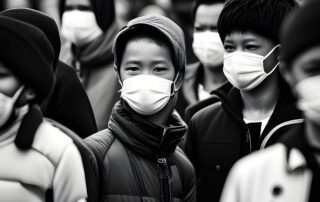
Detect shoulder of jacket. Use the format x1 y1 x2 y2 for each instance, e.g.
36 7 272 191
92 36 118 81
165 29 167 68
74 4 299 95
174 147 195 176
191 101 222 122
85 129 116 159
31 120 76 165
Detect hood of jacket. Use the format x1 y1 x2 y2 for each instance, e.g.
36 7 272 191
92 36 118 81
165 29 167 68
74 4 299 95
107 100 187 160
112 14 186 91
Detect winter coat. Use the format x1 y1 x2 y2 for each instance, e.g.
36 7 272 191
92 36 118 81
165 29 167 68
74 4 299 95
220 123 320 202
85 101 196 202
45 118 99 202
41 60 97 138
60 21 121 130
185 76 303 202
0 107 87 202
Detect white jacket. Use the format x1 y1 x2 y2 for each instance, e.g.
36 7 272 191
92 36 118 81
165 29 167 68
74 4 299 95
0 119 87 202
220 144 312 202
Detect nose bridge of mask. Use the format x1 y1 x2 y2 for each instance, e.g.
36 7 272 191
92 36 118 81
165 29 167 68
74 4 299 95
193 31 223 49
121 75 173 94
224 51 264 74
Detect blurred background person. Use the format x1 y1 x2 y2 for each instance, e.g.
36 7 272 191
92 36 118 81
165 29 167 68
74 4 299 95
175 0 231 121
59 0 121 130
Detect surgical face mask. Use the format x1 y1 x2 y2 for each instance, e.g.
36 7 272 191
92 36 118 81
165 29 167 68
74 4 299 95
295 75 320 125
0 86 24 127
121 75 174 115
223 45 280 91
193 31 224 68
61 10 103 47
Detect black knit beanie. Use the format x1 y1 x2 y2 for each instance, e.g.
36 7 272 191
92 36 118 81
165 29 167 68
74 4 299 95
281 1 320 66
1 8 61 70
0 15 55 102
59 0 115 32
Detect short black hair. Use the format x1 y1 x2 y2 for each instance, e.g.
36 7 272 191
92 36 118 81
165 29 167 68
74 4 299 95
192 0 225 22
116 25 175 70
217 0 295 44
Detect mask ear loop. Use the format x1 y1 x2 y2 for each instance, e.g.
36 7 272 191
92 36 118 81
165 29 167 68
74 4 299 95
170 72 180 96
263 44 281 76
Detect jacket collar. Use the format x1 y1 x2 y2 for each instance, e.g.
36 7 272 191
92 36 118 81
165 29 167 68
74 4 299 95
108 101 187 160
288 147 308 172
213 75 302 136
279 124 319 173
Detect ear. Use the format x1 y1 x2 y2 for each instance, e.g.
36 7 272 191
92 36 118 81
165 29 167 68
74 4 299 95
15 88 36 107
279 62 295 88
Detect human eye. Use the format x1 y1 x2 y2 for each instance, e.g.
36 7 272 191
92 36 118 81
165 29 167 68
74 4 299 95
124 66 139 72
224 44 235 53
194 26 204 32
245 44 260 51
154 66 169 74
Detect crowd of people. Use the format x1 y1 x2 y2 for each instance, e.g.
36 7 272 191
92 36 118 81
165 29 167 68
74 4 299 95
0 0 319 201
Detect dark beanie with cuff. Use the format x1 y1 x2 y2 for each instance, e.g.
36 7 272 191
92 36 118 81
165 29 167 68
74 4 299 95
281 1 320 66
0 15 55 102
1 8 61 70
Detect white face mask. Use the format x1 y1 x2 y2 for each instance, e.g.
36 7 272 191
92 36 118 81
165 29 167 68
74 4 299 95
193 31 224 68
120 75 174 116
0 87 24 127
223 45 280 91
295 75 320 125
61 10 103 47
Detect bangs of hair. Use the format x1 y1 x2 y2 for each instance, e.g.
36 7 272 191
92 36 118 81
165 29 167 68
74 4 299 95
217 0 294 43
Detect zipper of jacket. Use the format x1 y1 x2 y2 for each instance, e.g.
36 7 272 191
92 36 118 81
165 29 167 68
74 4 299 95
260 119 304 149
157 128 172 202
212 90 252 154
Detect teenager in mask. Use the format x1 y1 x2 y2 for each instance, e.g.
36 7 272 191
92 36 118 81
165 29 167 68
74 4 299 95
184 0 301 201
0 15 87 202
85 15 196 201
176 0 231 122
221 2 320 201
60 0 121 130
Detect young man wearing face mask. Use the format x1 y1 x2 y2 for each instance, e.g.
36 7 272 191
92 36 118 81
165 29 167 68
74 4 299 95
184 0 301 201
85 15 196 202
0 16 87 202
176 0 231 121
60 0 121 130
221 2 320 201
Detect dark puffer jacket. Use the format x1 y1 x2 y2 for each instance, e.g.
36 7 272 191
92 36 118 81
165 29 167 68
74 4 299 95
85 101 196 202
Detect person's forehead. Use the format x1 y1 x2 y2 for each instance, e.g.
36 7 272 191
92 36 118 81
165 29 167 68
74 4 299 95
195 4 224 22
65 0 90 6
225 31 268 42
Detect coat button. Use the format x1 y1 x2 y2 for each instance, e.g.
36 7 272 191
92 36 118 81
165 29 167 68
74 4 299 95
215 165 222 171
272 185 283 197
